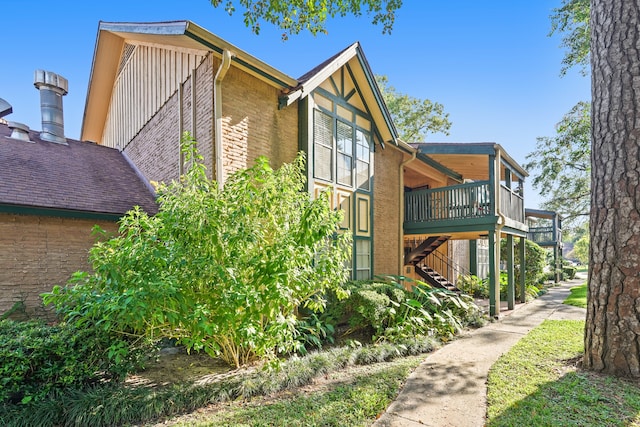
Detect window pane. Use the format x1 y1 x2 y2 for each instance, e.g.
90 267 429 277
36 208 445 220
355 239 371 280
337 153 352 186
356 129 370 162
314 110 333 181
337 121 353 155
357 160 370 190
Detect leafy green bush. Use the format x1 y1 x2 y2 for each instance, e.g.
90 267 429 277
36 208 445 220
457 274 488 298
563 264 577 280
0 320 146 405
44 135 351 368
325 277 485 343
501 238 547 288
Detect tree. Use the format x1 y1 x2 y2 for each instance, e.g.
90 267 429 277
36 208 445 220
45 136 351 368
375 75 452 141
585 0 640 377
210 0 403 39
572 234 589 265
524 101 590 227
549 0 590 76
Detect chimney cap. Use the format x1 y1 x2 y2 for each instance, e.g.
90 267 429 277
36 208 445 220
34 70 68 95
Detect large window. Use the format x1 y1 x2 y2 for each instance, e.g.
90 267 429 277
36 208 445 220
313 106 372 191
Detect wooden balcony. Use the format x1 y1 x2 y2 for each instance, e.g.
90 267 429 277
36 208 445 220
404 181 526 235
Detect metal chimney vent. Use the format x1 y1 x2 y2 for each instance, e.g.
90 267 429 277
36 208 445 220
0 98 12 118
34 70 68 144
7 121 32 142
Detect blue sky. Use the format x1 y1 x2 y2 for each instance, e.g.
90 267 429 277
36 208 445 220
1 1 589 207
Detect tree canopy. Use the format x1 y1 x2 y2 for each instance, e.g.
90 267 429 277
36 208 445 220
209 0 403 38
376 75 451 142
549 0 590 76
524 101 590 227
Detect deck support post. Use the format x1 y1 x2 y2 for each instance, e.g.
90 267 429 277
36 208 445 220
519 237 526 303
488 230 500 317
469 240 477 276
506 234 515 310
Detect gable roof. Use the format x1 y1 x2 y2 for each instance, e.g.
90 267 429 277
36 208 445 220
0 123 157 219
82 20 298 143
281 42 398 146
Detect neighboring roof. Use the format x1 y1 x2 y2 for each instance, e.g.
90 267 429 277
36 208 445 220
82 20 298 143
0 123 157 219
281 42 399 146
411 142 529 179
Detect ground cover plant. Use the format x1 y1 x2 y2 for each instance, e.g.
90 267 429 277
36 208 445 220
44 135 351 369
486 320 640 426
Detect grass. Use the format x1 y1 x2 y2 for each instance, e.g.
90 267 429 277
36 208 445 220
487 320 640 427
167 356 423 426
564 283 587 308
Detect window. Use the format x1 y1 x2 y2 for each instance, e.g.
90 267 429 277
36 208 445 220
355 239 371 280
356 129 371 190
314 110 333 181
337 121 353 186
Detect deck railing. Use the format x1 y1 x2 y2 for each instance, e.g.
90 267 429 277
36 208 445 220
405 181 491 223
499 185 525 224
528 226 560 244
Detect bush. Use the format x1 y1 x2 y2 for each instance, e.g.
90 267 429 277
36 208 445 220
501 238 547 288
457 274 488 298
324 277 485 343
0 320 146 405
44 135 351 368
563 264 577 280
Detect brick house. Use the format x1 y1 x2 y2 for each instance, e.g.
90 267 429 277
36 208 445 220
2 21 529 318
80 20 529 316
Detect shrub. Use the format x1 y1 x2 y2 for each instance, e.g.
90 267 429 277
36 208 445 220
324 276 485 343
44 135 351 368
0 319 146 405
563 264 577 280
457 274 488 298
501 238 547 288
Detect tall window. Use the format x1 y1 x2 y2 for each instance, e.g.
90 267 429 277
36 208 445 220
314 110 333 182
337 121 353 186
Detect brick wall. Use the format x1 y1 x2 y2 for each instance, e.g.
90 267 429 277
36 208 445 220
0 213 117 319
373 145 403 275
221 64 299 179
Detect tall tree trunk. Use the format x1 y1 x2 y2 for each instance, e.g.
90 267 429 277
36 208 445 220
585 0 640 377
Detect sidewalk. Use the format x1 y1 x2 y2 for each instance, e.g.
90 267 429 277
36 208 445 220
373 275 587 427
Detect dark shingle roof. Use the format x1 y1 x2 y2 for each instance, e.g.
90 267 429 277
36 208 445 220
0 123 157 217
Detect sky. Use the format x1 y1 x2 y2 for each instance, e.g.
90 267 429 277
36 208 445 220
0 1 590 208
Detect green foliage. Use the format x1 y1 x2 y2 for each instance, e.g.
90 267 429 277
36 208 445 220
562 264 577 280
564 284 587 308
500 238 547 289
488 320 640 426
209 0 403 39
0 319 145 406
326 276 485 343
294 313 335 354
376 75 452 141
44 135 351 368
456 274 488 298
525 101 590 228
549 0 590 76
573 233 589 264
0 338 437 426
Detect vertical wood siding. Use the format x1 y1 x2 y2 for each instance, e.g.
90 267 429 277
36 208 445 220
102 44 205 149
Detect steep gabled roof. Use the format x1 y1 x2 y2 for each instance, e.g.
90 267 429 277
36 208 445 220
82 20 298 143
280 42 398 146
0 123 157 219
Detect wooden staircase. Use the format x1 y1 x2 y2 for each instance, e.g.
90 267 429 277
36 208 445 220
415 265 458 292
405 235 459 292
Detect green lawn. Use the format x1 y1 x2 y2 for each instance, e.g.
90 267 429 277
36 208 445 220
565 283 587 308
486 320 640 426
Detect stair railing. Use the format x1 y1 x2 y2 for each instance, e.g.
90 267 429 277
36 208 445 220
417 249 473 288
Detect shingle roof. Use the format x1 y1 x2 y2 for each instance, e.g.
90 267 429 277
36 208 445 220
0 123 157 217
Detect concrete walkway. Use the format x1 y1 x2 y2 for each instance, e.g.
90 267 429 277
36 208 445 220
374 275 587 427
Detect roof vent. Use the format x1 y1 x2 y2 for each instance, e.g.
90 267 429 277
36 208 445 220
34 70 68 144
7 121 32 142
